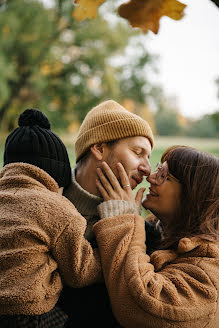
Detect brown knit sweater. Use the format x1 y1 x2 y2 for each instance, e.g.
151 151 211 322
0 163 102 315
94 214 219 328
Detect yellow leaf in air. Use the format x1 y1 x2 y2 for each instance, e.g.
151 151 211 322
73 0 106 21
118 0 186 34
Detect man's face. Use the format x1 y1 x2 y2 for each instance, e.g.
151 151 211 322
101 136 152 190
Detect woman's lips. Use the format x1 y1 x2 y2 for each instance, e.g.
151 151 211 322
148 188 158 196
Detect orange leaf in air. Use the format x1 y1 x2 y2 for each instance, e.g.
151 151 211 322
73 0 106 21
118 0 186 34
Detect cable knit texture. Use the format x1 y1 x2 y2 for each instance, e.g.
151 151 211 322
98 200 141 218
94 215 219 328
0 163 101 315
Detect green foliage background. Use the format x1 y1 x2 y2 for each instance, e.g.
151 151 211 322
0 0 218 138
0 0 160 131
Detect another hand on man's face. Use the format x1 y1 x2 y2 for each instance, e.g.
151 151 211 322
101 136 152 190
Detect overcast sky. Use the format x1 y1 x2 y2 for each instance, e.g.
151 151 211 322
144 0 219 119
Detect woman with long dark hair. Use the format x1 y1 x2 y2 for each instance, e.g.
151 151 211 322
94 146 219 328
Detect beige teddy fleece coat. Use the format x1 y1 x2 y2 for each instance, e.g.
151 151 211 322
0 163 101 315
94 214 219 328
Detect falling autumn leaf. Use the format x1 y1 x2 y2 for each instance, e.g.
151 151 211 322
118 0 186 34
73 0 106 21
72 0 186 34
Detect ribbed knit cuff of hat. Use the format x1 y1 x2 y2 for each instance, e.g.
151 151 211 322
97 200 141 219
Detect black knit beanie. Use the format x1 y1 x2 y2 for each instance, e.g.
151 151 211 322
3 108 72 188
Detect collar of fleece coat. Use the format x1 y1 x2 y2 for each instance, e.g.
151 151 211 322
0 163 58 193
64 168 102 217
150 236 217 271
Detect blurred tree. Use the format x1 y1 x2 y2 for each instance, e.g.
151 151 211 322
203 78 219 136
209 111 219 135
216 77 219 98
0 0 160 131
155 109 182 136
186 116 217 138
152 90 182 135
0 0 55 127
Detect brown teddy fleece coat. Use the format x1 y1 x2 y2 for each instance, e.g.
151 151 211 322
0 163 101 315
94 214 219 328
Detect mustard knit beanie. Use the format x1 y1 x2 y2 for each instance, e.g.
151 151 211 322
75 100 154 162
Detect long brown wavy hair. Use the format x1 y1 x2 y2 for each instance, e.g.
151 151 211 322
159 145 219 249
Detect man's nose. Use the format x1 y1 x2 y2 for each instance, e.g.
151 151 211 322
138 161 151 177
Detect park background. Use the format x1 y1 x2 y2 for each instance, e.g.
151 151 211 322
0 0 219 174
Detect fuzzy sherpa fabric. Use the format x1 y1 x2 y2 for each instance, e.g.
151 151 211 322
94 214 219 328
0 163 101 315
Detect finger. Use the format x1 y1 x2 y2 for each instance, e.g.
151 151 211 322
97 167 119 199
142 197 148 209
96 178 110 201
97 167 112 191
135 188 146 207
101 162 122 191
116 163 131 192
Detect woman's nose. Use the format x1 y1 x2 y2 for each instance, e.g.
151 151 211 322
146 171 157 184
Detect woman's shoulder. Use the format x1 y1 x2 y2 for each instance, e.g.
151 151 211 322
150 236 219 272
177 236 219 256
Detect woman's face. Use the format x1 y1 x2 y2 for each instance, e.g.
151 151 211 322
142 161 182 226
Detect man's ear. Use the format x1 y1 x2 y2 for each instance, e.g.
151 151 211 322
90 143 105 160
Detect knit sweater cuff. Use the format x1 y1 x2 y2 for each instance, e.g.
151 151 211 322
97 200 140 219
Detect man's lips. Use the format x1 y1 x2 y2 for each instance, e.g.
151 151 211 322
132 176 143 185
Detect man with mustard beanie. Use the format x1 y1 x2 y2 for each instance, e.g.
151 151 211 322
65 100 154 239
59 100 161 327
